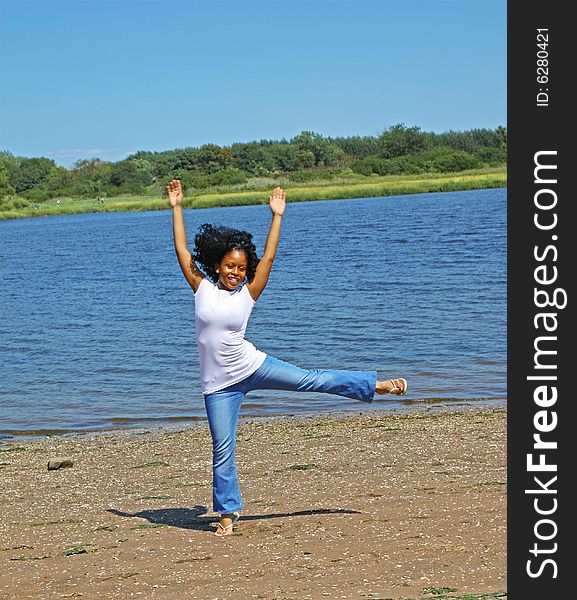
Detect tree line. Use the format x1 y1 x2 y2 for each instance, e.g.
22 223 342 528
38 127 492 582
0 124 506 207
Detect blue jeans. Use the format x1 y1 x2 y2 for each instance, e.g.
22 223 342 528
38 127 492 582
203 354 377 514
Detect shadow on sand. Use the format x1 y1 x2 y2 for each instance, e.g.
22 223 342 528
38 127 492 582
107 505 362 532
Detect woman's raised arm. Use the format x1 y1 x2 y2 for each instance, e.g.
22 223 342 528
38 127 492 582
168 179 205 292
247 187 286 302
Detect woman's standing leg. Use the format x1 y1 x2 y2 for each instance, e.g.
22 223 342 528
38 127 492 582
204 387 245 517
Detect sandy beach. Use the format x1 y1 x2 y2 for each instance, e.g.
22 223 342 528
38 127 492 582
0 406 506 600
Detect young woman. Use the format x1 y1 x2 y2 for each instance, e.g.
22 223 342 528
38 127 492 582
168 179 407 536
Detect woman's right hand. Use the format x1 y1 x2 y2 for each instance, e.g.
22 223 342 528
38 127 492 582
167 179 184 207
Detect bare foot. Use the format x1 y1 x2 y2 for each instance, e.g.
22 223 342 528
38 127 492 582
375 378 408 396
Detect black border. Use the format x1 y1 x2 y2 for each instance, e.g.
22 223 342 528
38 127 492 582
507 1 572 596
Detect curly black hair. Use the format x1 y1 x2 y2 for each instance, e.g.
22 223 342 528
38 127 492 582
192 223 260 283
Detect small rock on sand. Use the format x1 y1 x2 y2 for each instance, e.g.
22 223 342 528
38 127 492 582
47 458 74 470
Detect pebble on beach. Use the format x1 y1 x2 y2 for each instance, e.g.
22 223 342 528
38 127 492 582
47 458 74 471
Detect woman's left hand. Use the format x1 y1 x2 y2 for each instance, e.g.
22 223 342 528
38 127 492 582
269 187 286 217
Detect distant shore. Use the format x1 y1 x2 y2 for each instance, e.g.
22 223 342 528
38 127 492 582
0 168 506 220
1 406 506 599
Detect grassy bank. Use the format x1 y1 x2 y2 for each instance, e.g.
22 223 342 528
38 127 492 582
0 167 506 220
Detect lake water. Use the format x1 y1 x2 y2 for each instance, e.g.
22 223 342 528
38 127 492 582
0 189 506 437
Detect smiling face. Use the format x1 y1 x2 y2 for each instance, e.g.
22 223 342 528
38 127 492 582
215 249 248 290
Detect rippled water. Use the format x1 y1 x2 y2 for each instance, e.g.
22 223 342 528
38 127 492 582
0 189 506 436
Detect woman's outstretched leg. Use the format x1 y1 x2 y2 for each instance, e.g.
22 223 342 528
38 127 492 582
243 355 407 402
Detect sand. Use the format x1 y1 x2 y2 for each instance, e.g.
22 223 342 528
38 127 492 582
0 406 506 600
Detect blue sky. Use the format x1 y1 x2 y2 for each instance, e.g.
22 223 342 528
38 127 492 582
0 0 506 168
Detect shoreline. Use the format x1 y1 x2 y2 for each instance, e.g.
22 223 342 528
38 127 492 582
1 396 507 443
1 405 506 599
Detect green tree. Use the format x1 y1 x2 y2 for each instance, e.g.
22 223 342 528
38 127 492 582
267 143 314 171
495 126 507 149
352 154 423 176
230 142 275 175
430 127 507 153
44 166 72 196
68 157 111 197
173 148 200 172
130 158 155 183
0 159 15 198
424 148 480 172
377 123 429 159
196 144 226 173
109 159 152 192
72 157 106 172
11 157 56 192
290 131 343 167
474 146 507 165
0 151 20 188
329 135 380 159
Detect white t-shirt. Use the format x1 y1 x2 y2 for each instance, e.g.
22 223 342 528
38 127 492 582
194 277 267 395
